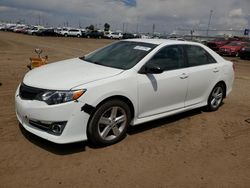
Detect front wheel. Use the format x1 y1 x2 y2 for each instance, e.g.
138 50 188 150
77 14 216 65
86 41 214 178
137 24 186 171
87 100 131 146
206 83 225 111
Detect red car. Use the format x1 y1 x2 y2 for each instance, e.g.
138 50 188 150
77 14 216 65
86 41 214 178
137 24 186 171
219 41 248 57
207 38 233 51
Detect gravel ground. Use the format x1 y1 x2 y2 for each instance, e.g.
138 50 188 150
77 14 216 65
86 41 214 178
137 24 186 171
0 32 250 188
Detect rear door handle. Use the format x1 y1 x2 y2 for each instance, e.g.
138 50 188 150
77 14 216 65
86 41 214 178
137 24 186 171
213 68 219 73
180 73 189 79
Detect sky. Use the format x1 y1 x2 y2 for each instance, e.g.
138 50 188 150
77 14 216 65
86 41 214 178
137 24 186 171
0 0 249 34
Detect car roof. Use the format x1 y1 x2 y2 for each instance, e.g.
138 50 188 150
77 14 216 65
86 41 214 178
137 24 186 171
124 39 201 46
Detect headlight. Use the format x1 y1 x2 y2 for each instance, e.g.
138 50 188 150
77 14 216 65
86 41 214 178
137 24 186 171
36 89 86 105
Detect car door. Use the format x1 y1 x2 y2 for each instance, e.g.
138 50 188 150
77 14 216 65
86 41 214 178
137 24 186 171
137 45 188 118
184 45 221 106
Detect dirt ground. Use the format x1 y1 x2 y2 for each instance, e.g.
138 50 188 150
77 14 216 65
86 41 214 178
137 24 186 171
0 32 250 188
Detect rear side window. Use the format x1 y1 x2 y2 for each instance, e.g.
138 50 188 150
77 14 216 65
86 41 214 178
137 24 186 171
185 45 216 67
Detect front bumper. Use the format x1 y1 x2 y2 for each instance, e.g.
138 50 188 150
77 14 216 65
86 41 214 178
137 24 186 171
219 49 237 56
15 86 89 144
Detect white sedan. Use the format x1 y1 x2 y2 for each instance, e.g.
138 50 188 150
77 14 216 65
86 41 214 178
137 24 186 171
15 39 234 146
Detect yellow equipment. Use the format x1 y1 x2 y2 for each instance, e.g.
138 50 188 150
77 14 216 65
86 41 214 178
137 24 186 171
27 49 48 70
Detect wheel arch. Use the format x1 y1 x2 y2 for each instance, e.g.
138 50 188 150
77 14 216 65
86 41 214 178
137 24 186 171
86 95 135 142
94 95 135 120
216 81 227 98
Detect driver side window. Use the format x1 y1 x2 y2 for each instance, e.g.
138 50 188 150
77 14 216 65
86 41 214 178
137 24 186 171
148 45 185 71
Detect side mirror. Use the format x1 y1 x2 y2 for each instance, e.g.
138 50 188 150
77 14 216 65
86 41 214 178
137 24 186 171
139 64 163 74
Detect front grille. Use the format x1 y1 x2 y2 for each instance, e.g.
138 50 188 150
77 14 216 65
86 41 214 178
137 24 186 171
19 83 45 100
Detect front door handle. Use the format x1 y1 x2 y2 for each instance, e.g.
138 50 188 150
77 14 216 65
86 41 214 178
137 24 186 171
180 73 189 79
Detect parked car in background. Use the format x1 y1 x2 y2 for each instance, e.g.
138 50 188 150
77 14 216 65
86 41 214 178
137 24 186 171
83 30 104 38
36 28 58 36
67 29 82 37
219 41 248 57
106 32 123 39
5 24 17 32
54 28 62 36
60 28 81 37
16 39 234 146
13 25 26 33
207 38 233 52
27 26 44 35
0 24 6 30
122 33 135 39
59 28 69 36
239 43 250 59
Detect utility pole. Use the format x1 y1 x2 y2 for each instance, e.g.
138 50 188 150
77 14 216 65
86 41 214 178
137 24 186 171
190 30 194 40
38 13 41 25
152 24 155 35
207 10 213 37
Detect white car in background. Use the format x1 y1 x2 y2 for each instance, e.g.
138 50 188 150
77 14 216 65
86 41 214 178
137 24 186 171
68 29 82 37
15 39 234 146
106 32 123 39
27 26 44 35
59 28 69 36
61 28 82 37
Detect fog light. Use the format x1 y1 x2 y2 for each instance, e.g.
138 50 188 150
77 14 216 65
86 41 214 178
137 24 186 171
51 124 62 134
50 122 66 136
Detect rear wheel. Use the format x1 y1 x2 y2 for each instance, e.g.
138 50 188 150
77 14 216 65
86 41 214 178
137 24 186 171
87 100 131 146
64 33 68 37
206 83 225 111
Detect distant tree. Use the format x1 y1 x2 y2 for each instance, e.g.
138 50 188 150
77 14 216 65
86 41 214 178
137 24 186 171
86 25 95 31
104 23 110 31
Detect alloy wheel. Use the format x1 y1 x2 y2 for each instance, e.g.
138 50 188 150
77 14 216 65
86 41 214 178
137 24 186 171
97 106 127 141
210 86 223 109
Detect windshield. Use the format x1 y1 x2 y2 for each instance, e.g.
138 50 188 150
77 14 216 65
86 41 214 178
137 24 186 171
83 41 157 70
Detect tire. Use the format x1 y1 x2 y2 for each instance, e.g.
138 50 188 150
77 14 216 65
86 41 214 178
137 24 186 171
240 56 245 60
236 52 239 57
77 34 80 38
206 83 225 111
64 33 68 37
87 99 131 146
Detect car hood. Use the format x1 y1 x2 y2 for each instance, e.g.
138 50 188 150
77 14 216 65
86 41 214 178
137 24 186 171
23 58 124 90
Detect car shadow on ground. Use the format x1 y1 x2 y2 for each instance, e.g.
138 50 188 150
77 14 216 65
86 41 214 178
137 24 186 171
127 107 203 135
19 124 88 155
19 106 219 155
